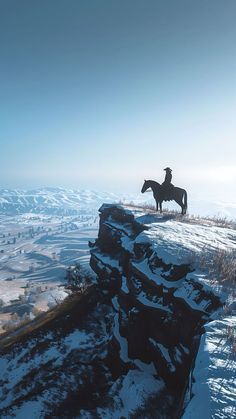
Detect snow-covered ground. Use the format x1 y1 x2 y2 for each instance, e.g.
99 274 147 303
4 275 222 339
135 212 236 265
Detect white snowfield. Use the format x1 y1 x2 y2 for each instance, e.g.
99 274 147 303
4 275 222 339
0 212 98 332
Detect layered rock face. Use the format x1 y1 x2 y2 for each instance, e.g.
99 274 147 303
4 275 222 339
90 204 224 414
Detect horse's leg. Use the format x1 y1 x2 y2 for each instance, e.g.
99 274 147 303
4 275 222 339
183 191 187 214
160 201 163 213
156 200 159 212
175 199 184 215
180 193 187 215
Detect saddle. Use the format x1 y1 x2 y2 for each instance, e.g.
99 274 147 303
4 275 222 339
162 183 175 201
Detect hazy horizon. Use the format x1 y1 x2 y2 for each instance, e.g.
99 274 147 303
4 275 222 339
1 1 236 203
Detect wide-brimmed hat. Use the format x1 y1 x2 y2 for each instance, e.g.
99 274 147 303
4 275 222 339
164 167 172 171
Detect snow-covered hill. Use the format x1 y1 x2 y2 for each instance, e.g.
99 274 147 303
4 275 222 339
0 188 123 215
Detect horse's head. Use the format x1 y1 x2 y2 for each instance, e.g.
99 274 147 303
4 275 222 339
141 179 150 193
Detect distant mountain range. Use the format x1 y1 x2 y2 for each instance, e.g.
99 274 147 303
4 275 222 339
0 187 235 219
0 188 123 215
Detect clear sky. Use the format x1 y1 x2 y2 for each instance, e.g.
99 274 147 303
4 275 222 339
0 0 236 200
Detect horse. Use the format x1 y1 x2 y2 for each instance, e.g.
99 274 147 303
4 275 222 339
141 179 187 215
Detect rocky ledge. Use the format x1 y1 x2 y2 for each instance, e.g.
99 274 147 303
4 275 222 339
90 204 236 417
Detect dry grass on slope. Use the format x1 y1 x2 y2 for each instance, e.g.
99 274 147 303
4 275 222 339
121 201 236 230
191 247 236 288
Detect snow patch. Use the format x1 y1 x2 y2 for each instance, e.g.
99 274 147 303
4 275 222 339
183 316 236 419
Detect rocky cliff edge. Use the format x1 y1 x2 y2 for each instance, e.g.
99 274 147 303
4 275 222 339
90 204 236 418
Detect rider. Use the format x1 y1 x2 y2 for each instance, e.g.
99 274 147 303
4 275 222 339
162 167 174 200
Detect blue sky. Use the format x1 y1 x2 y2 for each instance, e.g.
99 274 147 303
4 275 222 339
0 0 236 200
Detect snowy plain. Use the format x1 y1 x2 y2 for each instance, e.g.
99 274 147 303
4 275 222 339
0 216 97 332
0 188 115 332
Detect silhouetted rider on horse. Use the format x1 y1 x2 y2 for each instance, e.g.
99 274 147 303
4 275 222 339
162 167 174 200
141 168 187 214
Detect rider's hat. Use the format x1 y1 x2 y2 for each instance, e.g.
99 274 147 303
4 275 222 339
164 167 172 172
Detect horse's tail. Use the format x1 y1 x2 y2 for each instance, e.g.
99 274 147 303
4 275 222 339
183 190 187 210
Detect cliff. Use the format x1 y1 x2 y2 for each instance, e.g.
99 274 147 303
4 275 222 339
90 204 236 418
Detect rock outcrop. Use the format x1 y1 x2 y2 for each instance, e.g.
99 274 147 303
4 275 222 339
90 204 228 416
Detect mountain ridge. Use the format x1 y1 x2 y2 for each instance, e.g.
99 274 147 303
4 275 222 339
0 188 122 215
1 187 236 219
